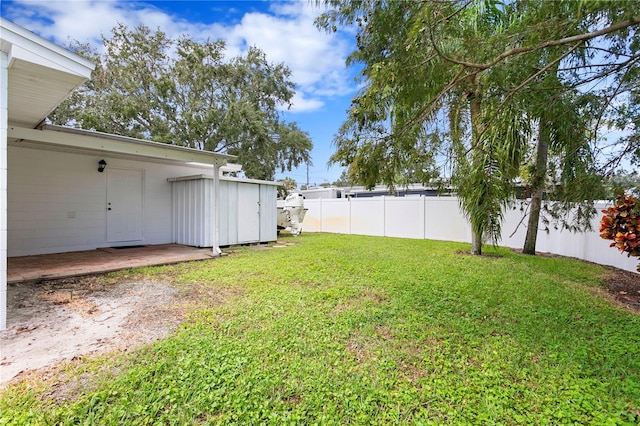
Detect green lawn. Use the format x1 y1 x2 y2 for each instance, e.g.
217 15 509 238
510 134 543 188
2 234 639 425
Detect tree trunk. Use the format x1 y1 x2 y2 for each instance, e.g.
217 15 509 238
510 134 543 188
468 82 484 256
523 118 549 255
471 231 483 255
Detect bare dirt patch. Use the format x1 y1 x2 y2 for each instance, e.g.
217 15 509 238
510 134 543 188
0 276 185 388
600 267 640 311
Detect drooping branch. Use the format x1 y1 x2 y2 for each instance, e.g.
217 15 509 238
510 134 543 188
430 16 640 71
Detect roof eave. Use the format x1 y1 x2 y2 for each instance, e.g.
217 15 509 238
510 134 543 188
8 125 235 166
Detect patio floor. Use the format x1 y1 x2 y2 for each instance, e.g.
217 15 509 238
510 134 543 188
7 244 218 284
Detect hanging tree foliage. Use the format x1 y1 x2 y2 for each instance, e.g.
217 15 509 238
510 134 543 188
50 24 313 181
317 0 640 255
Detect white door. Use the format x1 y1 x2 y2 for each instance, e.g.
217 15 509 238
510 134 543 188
237 184 260 243
106 169 143 243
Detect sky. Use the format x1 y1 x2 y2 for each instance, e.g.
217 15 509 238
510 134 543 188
0 0 359 186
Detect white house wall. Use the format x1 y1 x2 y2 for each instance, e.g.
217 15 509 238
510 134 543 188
8 145 217 256
1 51 8 330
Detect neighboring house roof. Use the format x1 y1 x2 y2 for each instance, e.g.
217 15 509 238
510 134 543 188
9 124 235 166
0 17 95 128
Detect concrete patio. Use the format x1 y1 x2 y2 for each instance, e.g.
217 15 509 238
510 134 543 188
7 244 218 284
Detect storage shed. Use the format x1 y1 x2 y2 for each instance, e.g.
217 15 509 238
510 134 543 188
168 175 279 247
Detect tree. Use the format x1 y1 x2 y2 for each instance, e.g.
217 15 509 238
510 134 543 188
50 24 312 181
277 177 298 198
332 169 356 187
318 0 640 255
605 171 640 197
320 1 531 254
520 88 605 254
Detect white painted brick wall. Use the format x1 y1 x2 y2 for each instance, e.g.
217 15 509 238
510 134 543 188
7 146 216 256
1 51 8 329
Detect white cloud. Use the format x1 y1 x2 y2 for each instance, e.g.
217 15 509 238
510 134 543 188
6 1 151 45
3 0 354 113
288 92 325 113
207 2 354 111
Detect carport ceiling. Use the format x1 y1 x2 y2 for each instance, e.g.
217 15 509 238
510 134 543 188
1 17 94 129
7 58 89 128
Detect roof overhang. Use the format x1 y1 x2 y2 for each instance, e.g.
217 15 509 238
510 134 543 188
8 125 235 166
1 18 95 128
168 174 283 186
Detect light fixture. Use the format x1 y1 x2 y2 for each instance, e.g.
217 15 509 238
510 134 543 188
98 159 107 173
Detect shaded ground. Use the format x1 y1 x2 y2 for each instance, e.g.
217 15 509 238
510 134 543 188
601 267 640 310
0 255 637 389
530 251 640 311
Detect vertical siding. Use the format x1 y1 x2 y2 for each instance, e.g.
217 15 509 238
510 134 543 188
171 178 214 247
237 183 260 243
218 179 277 246
218 180 230 246
219 180 239 246
259 185 277 242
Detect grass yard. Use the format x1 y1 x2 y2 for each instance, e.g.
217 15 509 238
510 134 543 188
1 233 639 425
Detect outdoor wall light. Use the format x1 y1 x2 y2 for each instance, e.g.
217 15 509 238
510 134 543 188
98 159 107 173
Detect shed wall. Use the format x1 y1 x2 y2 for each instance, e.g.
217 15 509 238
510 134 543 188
259 184 277 243
171 178 214 247
171 177 278 247
219 180 239 246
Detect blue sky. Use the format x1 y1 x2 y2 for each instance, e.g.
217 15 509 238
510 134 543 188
1 0 359 186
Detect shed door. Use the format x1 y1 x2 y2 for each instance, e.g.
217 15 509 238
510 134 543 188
106 169 143 243
237 184 260 243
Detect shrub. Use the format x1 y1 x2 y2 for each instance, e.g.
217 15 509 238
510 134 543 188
600 192 640 272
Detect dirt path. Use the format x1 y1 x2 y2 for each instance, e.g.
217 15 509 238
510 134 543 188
0 277 183 388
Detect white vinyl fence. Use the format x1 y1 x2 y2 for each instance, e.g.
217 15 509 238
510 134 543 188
303 197 639 273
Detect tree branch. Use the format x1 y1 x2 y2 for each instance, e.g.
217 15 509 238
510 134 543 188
432 16 640 70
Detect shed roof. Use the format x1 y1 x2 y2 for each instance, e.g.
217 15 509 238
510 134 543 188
168 174 282 187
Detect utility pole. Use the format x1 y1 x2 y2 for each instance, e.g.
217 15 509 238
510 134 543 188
306 162 309 188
